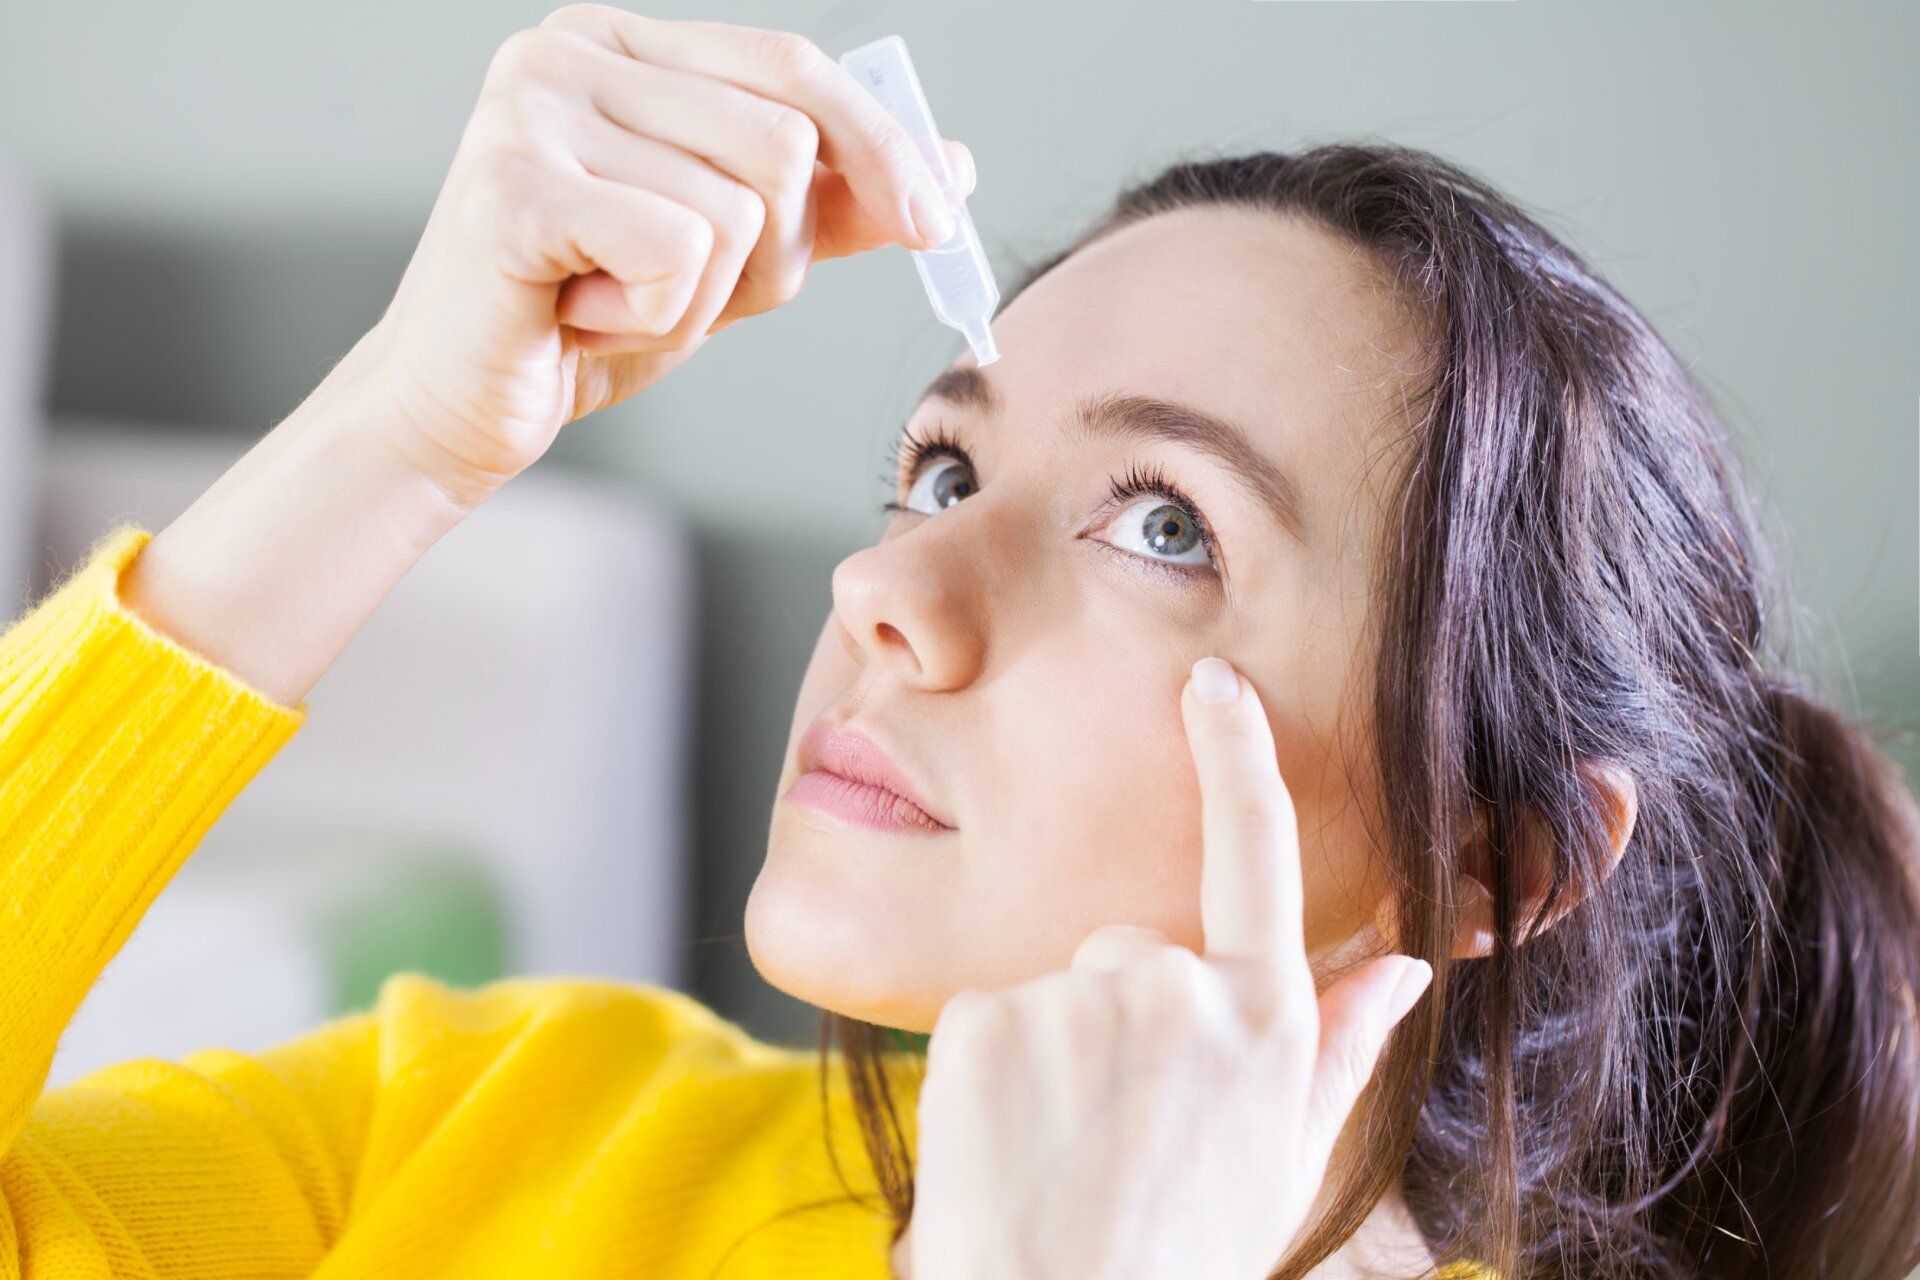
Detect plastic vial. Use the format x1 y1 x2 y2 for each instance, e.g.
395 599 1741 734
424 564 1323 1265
839 35 1001 366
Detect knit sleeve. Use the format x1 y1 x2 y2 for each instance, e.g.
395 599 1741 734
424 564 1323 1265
0 529 529 1277
0 522 305 1175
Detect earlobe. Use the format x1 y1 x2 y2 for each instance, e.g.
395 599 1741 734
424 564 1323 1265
1446 761 1639 960
1587 760 1639 871
1449 871 1499 960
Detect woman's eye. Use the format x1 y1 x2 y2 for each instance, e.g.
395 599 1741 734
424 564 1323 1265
904 458 977 514
1098 497 1211 567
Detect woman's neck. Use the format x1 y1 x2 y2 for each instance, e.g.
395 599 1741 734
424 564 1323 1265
1310 1181 1439 1279
1294 1115 1439 1279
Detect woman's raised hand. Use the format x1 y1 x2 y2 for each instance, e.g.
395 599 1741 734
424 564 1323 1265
902 659 1433 1280
119 7 973 708
362 5 975 509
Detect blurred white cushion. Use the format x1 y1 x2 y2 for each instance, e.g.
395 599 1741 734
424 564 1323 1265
38 422 696 1075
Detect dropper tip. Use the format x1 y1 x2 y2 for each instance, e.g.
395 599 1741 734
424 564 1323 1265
961 317 999 366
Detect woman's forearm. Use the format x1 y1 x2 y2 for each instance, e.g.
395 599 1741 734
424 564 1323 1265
118 331 474 707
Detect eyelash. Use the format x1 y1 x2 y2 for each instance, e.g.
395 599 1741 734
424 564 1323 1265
879 429 1224 582
880 423 973 517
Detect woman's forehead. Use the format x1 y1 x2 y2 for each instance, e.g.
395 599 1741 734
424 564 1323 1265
988 206 1429 477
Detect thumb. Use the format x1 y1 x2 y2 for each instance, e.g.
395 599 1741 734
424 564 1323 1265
813 139 976 262
1305 955 1432 1146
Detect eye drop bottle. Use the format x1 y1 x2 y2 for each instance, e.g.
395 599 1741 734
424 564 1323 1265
839 35 1001 365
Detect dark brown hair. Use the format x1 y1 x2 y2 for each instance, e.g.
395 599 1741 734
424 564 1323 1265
820 142 1920 1279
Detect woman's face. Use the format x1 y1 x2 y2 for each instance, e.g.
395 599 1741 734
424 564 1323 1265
749 206 1430 1032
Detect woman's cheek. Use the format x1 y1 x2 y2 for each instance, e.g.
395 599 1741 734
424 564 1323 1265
997 646 1211 956
784 622 857 760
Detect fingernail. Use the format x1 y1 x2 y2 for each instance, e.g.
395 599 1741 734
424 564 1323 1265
1385 957 1433 1023
624 278 682 335
946 141 977 193
1191 656 1241 704
908 183 957 246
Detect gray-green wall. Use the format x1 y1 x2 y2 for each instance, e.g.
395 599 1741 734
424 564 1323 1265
8 0 1916 1040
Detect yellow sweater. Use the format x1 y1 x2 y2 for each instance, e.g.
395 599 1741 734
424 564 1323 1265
0 523 1486 1280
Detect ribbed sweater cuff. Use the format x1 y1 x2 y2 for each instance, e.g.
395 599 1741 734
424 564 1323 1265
0 524 305 1124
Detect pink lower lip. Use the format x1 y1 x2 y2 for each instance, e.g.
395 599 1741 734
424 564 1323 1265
786 770 949 833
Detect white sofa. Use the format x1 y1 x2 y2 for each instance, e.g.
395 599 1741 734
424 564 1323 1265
0 154 699 1083
36 423 697 1082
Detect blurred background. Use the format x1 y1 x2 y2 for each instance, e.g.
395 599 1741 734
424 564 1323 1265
2 0 1914 1073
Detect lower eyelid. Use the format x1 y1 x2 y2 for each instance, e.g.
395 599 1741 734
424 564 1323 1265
886 485 1222 585
1087 538 1217 588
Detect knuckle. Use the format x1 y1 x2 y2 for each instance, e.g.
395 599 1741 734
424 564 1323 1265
856 120 923 184
1228 796 1290 842
664 208 715 268
1205 712 1269 749
720 182 768 246
538 3 603 32
475 79 550 148
1265 999 1318 1049
937 987 982 1021
747 258 809 311
472 144 533 191
507 198 558 266
769 258 809 306
1075 923 1156 969
1146 950 1221 1018
1083 923 1137 950
1070 928 1120 970
934 989 1001 1045
1140 972 1195 1020
482 148 545 207
753 28 832 85
1323 1028 1382 1095
464 149 545 236
763 103 821 173
486 27 554 86
1151 943 1209 986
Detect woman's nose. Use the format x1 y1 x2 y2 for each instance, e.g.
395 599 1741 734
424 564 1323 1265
830 523 989 692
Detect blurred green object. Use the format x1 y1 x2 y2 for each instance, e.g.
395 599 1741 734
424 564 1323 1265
889 1028 930 1055
316 852 511 1014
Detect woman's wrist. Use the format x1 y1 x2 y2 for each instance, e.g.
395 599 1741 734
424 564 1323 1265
119 343 477 707
339 317 530 516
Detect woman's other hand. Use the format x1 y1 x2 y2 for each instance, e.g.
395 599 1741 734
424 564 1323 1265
359 5 976 510
902 658 1433 1280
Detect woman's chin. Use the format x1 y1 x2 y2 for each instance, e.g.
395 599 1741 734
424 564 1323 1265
745 814 954 1033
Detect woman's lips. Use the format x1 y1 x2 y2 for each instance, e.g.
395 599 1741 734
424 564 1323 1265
787 723 953 834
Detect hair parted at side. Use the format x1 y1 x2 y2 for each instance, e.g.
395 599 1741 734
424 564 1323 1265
817 141 1920 1280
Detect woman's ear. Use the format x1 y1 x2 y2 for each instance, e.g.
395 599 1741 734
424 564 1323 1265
1449 761 1637 959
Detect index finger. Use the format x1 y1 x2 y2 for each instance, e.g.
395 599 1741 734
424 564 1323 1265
1181 657 1310 982
544 8 953 248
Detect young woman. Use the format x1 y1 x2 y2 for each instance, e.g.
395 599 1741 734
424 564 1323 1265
2 8 1916 1278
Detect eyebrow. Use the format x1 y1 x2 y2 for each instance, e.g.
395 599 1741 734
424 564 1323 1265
915 366 1306 540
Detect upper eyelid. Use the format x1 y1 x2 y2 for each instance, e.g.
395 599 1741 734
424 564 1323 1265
893 422 974 483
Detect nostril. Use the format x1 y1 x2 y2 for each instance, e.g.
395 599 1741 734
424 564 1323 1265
871 621 925 676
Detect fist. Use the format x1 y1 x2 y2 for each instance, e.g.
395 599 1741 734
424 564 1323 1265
356 6 976 508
